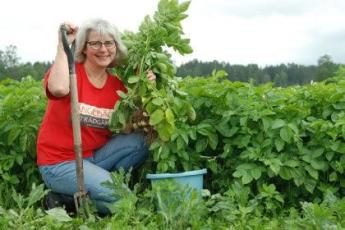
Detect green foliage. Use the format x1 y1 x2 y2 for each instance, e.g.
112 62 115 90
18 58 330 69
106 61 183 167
0 184 48 228
0 77 46 206
89 169 209 229
174 68 345 208
149 180 208 229
1 179 345 229
109 0 195 142
1 37 344 230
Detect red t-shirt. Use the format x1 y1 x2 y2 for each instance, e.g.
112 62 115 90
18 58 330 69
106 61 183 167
37 63 126 165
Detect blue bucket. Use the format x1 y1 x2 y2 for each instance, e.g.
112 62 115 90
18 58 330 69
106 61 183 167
146 168 207 190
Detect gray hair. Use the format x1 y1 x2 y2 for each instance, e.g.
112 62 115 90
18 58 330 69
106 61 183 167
75 18 127 67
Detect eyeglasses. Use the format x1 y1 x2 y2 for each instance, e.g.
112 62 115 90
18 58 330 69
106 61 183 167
87 40 116 50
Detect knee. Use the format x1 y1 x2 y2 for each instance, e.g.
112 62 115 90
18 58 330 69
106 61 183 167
127 132 148 153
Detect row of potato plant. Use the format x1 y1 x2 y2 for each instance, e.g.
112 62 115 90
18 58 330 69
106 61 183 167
0 76 46 208
1 68 345 213
1 170 345 229
150 67 345 209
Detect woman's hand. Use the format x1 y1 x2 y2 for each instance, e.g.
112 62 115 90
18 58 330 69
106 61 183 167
146 70 156 81
58 22 78 45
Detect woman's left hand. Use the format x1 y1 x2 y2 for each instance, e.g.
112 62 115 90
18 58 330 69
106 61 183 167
146 70 156 81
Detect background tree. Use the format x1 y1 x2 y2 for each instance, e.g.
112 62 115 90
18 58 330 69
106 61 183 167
315 54 338 81
177 55 342 86
0 45 51 81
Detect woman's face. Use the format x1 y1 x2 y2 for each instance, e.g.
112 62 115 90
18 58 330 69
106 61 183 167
84 30 116 68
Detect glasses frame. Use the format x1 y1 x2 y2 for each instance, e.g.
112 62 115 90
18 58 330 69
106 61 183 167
86 40 116 50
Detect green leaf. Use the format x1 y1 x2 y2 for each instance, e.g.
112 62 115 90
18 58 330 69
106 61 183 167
270 160 281 175
329 172 337 182
176 136 185 151
304 178 317 193
180 132 188 145
165 108 175 124
187 105 196 121
325 152 334 161
127 75 139 84
305 165 319 180
284 160 299 168
149 109 164 125
27 184 47 207
139 83 147 96
279 167 292 180
216 123 238 138
197 123 213 136
2 173 19 184
152 97 164 106
310 159 328 171
311 148 324 159
155 62 167 72
291 168 304 186
160 149 170 160
274 138 285 152
179 0 191 12
195 138 207 153
19 134 28 152
46 208 73 222
168 160 175 169
116 90 127 98
251 167 262 180
188 128 197 140
262 117 271 132
207 159 218 173
118 112 126 125
233 168 253 184
242 173 253 184
156 122 174 141
280 127 291 142
330 141 345 153
180 151 189 161
15 154 23 166
208 133 218 150
233 169 243 178
272 119 286 129
8 128 21 145
157 162 168 172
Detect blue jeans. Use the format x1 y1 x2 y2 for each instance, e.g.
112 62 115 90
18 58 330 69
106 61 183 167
39 132 149 214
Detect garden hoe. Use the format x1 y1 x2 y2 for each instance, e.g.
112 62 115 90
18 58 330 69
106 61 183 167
60 25 89 219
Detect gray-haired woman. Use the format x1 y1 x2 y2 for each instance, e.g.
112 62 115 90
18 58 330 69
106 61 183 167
37 18 155 215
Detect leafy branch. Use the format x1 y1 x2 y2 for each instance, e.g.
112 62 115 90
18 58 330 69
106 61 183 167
109 0 195 142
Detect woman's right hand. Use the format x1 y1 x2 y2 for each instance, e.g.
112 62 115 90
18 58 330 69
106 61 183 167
58 22 78 45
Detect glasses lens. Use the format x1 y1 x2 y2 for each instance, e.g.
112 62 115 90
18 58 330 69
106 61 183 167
87 40 115 50
104 40 115 48
88 41 101 49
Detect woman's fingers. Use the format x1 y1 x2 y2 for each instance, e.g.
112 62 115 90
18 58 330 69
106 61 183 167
146 70 156 81
60 22 78 34
59 22 78 44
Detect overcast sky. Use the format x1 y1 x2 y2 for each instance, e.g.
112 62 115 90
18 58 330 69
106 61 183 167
1 0 345 67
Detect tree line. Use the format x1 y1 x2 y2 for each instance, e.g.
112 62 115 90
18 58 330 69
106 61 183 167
177 55 342 86
0 45 342 86
0 45 51 81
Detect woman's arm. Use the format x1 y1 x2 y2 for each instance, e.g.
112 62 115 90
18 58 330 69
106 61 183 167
47 23 78 97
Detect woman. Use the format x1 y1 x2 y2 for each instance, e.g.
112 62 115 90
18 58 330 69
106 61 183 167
37 18 154 214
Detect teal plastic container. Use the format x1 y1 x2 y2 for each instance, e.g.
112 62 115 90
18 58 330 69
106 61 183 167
146 168 207 190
